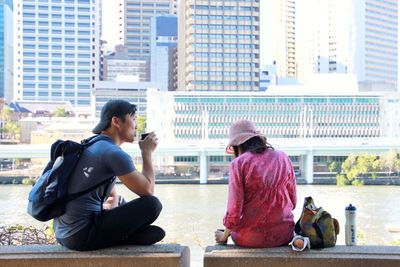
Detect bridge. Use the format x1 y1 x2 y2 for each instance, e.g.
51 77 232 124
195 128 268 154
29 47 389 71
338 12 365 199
0 137 399 184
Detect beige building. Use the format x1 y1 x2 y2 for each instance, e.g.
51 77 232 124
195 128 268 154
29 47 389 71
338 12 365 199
19 117 95 144
119 0 177 58
104 45 149 82
275 0 296 78
178 1 260 91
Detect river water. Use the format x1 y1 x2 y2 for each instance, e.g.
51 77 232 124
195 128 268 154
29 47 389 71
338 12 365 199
1 184 399 266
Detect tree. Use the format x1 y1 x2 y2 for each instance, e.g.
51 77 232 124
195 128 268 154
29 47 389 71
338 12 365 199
3 121 21 140
0 106 15 139
327 160 340 173
337 154 379 186
136 115 147 135
0 106 12 122
53 107 68 117
379 151 400 178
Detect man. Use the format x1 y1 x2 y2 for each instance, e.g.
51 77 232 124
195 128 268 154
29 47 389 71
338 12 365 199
54 99 165 251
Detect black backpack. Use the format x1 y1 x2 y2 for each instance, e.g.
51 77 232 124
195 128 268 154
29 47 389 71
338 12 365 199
28 135 114 222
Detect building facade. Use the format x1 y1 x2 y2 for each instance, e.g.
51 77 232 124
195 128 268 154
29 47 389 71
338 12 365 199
297 0 398 90
104 45 149 82
178 0 260 91
150 15 177 91
120 0 176 58
94 80 158 117
275 0 296 78
0 0 12 102
146 90 400 143
13 0 101 106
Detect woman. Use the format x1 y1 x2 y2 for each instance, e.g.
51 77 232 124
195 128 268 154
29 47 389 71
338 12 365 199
215 119 297 247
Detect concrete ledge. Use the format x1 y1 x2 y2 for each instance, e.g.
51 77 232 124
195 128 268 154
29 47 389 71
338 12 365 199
0 244 190 267
204 245 400 267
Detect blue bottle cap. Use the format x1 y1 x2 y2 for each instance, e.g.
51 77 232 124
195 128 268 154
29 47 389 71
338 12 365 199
345 204 356 211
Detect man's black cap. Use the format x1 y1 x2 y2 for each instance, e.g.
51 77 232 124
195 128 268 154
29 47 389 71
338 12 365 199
92 100 136 134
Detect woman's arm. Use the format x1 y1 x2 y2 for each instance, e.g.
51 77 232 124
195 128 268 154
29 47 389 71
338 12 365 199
223 161 244 230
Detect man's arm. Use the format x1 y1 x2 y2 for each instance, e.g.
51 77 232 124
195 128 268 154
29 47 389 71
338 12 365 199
118 132 157 196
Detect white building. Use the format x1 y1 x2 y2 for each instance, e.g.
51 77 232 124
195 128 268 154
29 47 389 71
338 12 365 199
94 80 158 117
297 0 398 90
147 89 399 145
13 0 101 106
150 15 177 91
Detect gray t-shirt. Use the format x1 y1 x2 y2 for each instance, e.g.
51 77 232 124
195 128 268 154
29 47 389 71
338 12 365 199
54 135 135 239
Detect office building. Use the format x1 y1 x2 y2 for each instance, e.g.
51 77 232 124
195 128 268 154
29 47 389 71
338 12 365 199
150 15 177 91
178 0 260 91
13 0 101 106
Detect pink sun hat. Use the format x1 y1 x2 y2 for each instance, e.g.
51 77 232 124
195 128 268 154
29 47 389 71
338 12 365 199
226 119 265 154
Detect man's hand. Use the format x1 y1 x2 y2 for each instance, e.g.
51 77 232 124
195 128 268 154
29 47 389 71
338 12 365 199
103 186 119 209
138 132 158 154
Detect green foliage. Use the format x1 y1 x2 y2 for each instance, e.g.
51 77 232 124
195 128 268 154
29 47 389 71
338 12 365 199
391 239 400 246
327 161 340 173
136 115 147 135
53 107 68 117
351 179 364 186
22 177 36 185
0 106 12 121
338 152 400 185
336 174 350 186
357 229 366 245
3 121 21 137
0 105 20 140
379 151 400 177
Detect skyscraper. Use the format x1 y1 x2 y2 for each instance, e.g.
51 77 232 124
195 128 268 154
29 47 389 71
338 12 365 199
150 15 177 91
178 0 260 91
14 0 101 106
120 0 176 58
0 0 13 102
363 0 398 89
275 0 296 78
297 0 398 90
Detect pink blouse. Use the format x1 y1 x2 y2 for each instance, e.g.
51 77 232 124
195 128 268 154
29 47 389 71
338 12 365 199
223 149 297 248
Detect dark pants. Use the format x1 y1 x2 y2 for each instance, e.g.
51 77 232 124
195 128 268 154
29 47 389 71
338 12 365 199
58 195 165 251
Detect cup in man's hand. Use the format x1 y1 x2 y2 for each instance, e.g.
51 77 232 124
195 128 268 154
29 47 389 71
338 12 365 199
141 133 150 140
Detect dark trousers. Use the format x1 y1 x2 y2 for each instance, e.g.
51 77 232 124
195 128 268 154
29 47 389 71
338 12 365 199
58 195 165 251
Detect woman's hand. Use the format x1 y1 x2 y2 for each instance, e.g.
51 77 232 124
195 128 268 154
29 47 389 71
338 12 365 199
215 228 231 244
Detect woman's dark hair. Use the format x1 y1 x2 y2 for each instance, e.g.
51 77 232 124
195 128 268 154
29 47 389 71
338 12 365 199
232 136 274 158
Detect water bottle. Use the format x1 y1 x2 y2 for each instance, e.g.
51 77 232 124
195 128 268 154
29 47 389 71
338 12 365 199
345 204 357 245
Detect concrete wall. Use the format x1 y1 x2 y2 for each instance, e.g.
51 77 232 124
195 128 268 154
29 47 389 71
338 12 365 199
204 245 400 267
0 244 190 267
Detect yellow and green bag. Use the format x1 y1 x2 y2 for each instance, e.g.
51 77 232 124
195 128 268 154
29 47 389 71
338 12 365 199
295 196 340 248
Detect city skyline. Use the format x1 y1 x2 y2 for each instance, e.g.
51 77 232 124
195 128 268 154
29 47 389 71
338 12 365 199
103 0 399 91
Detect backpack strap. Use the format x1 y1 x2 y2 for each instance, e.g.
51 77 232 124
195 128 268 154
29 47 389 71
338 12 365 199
294 219 302 235
81 134 112 147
